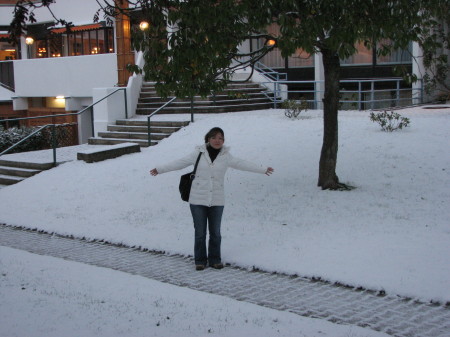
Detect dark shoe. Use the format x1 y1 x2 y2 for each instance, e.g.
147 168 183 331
196 265 206 271
210 263 224 269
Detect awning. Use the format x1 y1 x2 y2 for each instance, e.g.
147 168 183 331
51 23 104 34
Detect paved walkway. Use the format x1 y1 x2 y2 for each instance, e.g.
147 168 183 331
1 224 449 337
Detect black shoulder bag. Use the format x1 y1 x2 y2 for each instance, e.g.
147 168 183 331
179 152 202 202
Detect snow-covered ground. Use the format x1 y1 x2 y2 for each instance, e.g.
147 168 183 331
0 246 388 337
0 106 449 336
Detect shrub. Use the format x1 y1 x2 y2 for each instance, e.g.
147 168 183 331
0 125 46 154
281 99 308 119
369 110 410 132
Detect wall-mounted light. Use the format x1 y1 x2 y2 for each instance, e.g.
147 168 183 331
266 38 277 47
52 96 66 108
25 36 34 45
139 21 150 31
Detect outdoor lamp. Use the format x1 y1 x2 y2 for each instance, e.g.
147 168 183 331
25 36 34 45
139 21 150 31
266 38 276 47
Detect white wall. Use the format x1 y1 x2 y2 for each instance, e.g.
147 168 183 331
93 87 127 135
126 51 145 119
13 53 118 97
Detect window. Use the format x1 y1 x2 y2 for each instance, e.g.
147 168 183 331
27 25 114 59
49 34 63 57
342 40 412 65
0 35 17 60
377 41 412 64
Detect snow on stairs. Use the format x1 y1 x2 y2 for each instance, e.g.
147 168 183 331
136 81 275 115
88 120 190 147
0 160 53 186
88 81 274 148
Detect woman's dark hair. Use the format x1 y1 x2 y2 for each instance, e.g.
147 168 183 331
204 127 225 143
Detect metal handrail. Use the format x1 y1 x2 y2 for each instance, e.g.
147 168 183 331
0 124 58 166
0 87 127 162
256 77 423 110
255 62 287 81
255 62 288 108
147 96 177 146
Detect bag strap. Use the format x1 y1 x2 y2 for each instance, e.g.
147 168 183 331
192 152 202 175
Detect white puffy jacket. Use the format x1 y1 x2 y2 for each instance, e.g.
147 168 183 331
156 144 267 206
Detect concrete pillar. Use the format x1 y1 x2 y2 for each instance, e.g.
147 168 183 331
314 52 325 110
115 1 134 87
412 42 426 104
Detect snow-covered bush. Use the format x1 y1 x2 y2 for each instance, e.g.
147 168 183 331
369 110 410 132
281 99 308 119
0 125 45 154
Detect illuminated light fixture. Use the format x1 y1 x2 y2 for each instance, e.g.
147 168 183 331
56 96 65 99
139 21 150 31
266 39 276 47
5 49 16 52
25 36 34 45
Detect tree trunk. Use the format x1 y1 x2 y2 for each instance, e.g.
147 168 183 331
318 48 341 190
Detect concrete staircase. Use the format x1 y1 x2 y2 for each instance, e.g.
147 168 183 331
88 81 274 148
136 82 275 115
0 160 53 186
88 120 190 147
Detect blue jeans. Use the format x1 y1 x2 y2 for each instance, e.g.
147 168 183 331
189 204 224 266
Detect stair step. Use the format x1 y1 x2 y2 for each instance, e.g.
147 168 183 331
141 82 262 89
0 174 25 185
107 125 182 133
136 102 273 115
115 120 190 127
138 92 273 103
97 131 169 141
0 159 53 185
0 165 41 178
137 97 271 108
88 137 156 147
139 88 267 97
0 159 54 170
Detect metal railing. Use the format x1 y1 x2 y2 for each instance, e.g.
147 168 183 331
255 62 287 108
0 124 58 165
0 88 127 165
255 62 287 82
257 78 423 110
147 96 177 145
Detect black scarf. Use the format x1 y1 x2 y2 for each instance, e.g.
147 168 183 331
207 145 221 162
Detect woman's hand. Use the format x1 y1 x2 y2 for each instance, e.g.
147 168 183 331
265 167 274 176
150 168 159 176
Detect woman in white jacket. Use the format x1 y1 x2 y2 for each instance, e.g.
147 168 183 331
150 127 274 271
